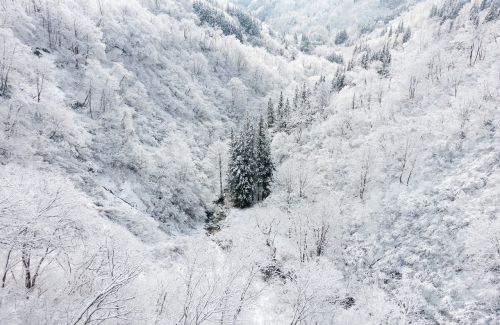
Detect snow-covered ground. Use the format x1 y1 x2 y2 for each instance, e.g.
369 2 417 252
0 0 499 324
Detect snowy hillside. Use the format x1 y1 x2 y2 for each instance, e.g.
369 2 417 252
0 0 499 324
228 0 419 46
0 0 317 232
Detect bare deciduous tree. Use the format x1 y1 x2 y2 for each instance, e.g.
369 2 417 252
409 76 418 99
96 0 105 15
469 38 484 66
298 165 311 199
154 285 169 325
42 2 62 49
172 257 259 325
289 279 315 325
1 248 13 288
233 50 247 74
277 167 294 210
256 218 279 260
0 175 83 290
0 39 15 97
313 219 330 257
359 153 370 200
231 266 258 325
451 76 460 97
426 55 442 82
459 107 471 130
98 80 115 113
292 216 310 263
4 104 22 136
35 70 45 103
399 139 417 186
69 246 139 325
75 83 94 118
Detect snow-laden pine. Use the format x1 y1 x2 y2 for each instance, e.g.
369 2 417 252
0 0 499 324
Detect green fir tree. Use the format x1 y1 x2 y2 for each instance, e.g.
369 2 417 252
255 116 274 201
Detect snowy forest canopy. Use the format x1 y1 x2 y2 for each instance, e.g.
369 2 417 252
0 0 499 324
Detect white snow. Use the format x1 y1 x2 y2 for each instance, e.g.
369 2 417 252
0 0 499 324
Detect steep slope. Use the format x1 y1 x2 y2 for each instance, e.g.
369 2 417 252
0 0 334 323
0 0 499 324
214 0 500 323
0 0 315 233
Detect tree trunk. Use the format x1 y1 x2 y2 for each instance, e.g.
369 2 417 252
219 153 223 201
21 248 32 289
1 248 12 288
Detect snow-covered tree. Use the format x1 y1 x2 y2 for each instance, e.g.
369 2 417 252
227 6 262 38
283 98 291 130
227 115 275 207
331 66 346 92
193 1 243 42
255 116 274 201
402 27 412 43
276 91 284 126
335 30 348 45
267 97 275 128
326 52 344 64
484 1 499 22
375 44 392 76
227 119 256 208
300 34 312 53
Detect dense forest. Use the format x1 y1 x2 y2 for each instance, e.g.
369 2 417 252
0 0 499 324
